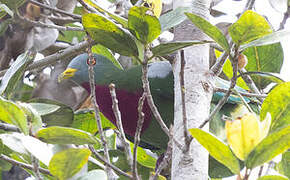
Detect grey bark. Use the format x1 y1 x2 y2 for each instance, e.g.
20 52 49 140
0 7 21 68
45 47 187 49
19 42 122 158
172 0 213 179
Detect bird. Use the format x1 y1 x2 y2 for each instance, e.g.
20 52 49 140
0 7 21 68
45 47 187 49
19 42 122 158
59 53 250 150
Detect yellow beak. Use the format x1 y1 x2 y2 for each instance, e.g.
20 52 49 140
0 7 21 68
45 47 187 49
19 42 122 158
58 68 78 82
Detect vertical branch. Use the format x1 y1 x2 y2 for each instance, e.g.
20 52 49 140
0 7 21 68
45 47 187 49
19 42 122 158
150 126 174 180
109 83 133 169
31 155 43 180
180 50 193 151
86 37 116 179
132 94 146 180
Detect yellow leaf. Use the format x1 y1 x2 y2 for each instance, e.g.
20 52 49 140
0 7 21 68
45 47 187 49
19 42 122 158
260 112 271 139
226 113 262 160
143 0 162 18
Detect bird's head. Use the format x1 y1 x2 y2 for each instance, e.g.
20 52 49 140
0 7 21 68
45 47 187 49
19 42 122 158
58 53 118 85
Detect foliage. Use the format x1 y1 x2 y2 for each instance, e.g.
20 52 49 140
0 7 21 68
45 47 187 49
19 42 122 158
0 1 288 180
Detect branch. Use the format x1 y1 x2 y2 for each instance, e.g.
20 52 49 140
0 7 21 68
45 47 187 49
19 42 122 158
141 50 184 152
109 83 133 169
88 145 133 179
210 51 229 75
77 0 98 13
17 15 83 31
150 126 173 180
0 40 90 78
86 39 116 178
0 154 51 175
31 155 43 180
132 93 146 180
29 0 82 19
199 46 240 129
0 122 20 132
214 87 267 98
180 50 193 151
279 6 290 30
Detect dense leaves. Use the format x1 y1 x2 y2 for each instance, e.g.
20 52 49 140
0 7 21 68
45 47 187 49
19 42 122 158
229 10 272 45
36 126 98 145
128 6 161 44
49 148 91 180
260 82 290 132
82 13 138 57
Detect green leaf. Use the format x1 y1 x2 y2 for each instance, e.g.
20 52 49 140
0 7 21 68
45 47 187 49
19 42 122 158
49 148 91 180
29 98 73 127
0 133 28 154
91 44 123 70
243 43 284 89
72 109 116 135
18 133 54 166
152 41 212 57
130 142 157 169
0 51 35 98
29 103 60 116
83 0 128 28
276 152 290 178
128 6 161 44
261 82 290 132
189 128 240 174
159 7 190 32
17 103 42 135
77 170 107 180
185 13 230 52
209 155 244 178
245 126 290 169
229 10 272 45
241 30 290 50
0 97 28 135
36 126 98 145
257 175 289 180
82 13 138 57
275 151 290 178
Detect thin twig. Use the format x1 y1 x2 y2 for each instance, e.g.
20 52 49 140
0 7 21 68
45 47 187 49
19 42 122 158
151 126 174 180
0 122 20 132
141 50 184 152
210 51 229 75
214 87 267 98
31 155 43 180
109 83 133 169
88 145 133 178
29 0 82 19
199 46 240 129
279 6 290 30
239 68 263 102
180 50 192 151
77 0 98 13
258 165 264 177
86 38 116 179
0 154 51 175
132 94 146 180
17 15 83 31
243 0 256 12
0 40 90 78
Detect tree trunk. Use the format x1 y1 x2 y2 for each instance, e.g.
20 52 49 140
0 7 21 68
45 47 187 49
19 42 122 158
172 0 213 179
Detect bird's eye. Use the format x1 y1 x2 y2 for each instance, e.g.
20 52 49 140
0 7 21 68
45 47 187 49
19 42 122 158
86 58 96 66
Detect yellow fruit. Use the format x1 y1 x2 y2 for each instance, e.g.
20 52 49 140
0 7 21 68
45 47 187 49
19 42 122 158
226 113 271 160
